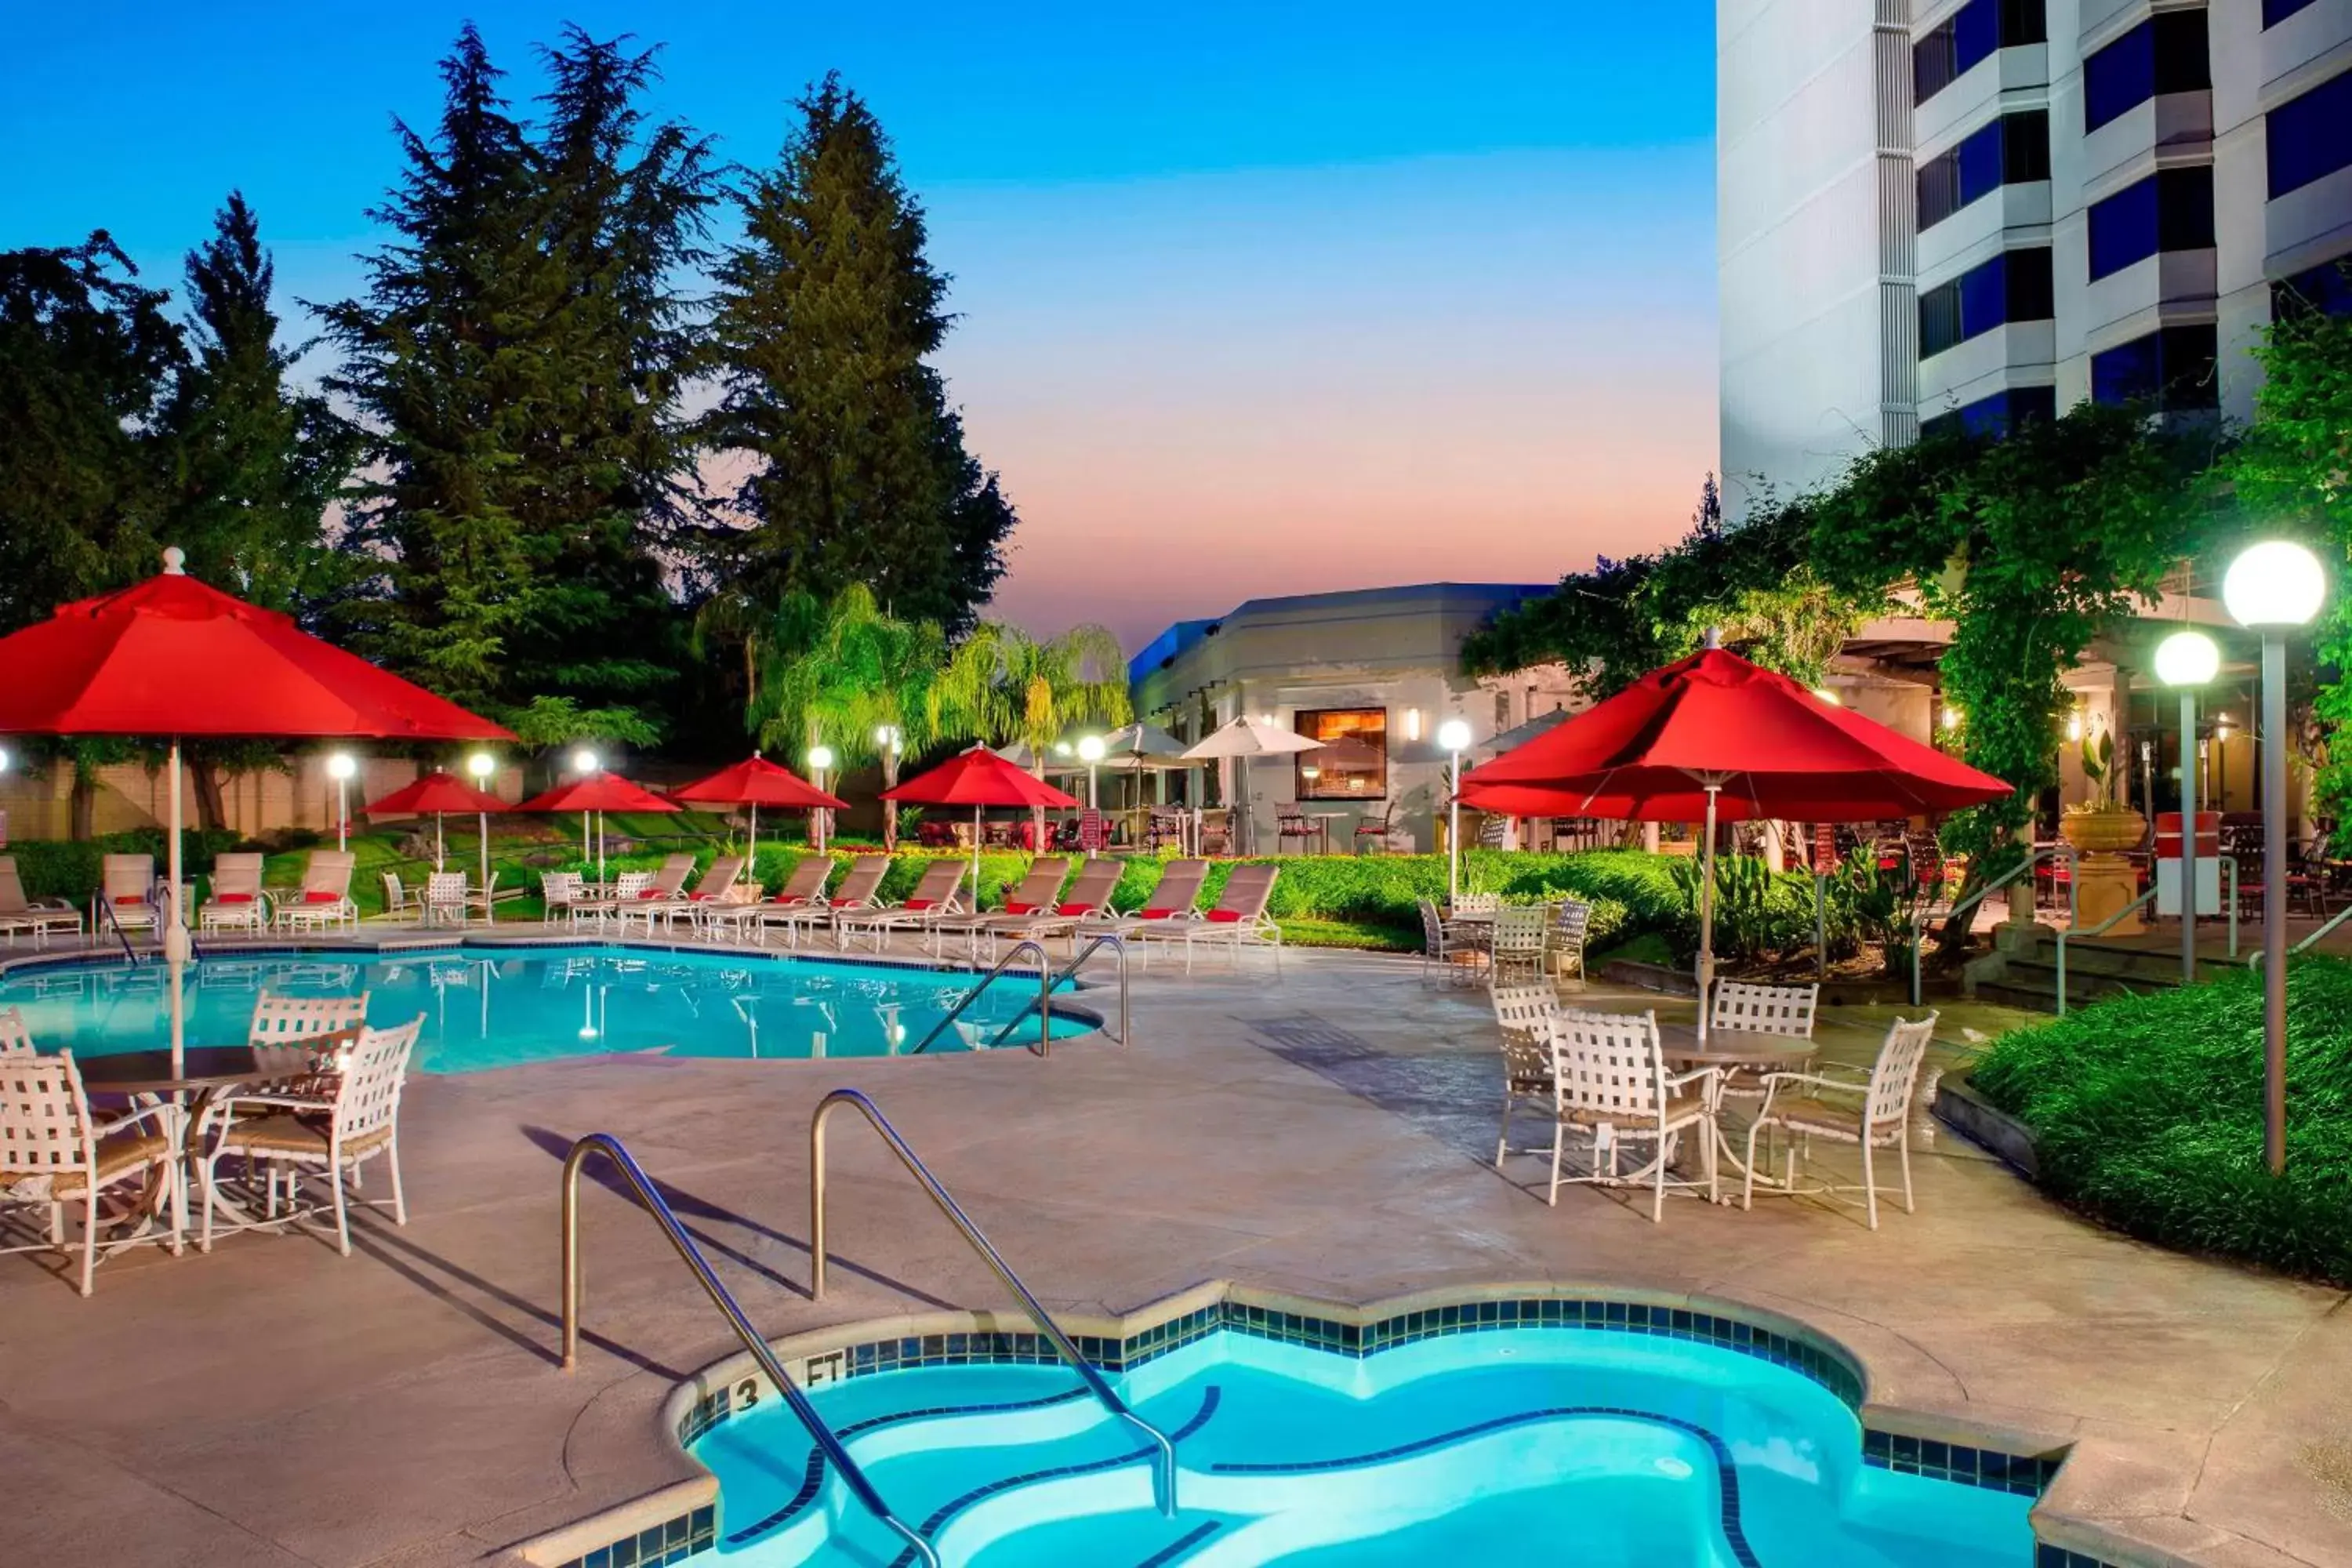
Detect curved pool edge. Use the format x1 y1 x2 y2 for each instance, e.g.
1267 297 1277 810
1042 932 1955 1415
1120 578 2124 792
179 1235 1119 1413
511 1278 2158 1568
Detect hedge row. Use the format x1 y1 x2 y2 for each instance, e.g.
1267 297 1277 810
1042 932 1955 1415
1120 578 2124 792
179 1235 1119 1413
1973 960 2352 1286
5 829 245 902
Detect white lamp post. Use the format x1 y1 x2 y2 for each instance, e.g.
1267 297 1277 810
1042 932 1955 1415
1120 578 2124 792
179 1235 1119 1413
466 751 497 927
2154 630 2220 986
571 749 598 866
1438 717 1472 906
808 745 835 854
327 752 357 853
2222 539 2325 1176
1076 734 1105 811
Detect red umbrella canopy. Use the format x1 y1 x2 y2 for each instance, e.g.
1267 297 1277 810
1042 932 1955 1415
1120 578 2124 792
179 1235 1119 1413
1461 646 2013 822
671 755 847 812
364 771 510 816
881 745 1080 809
0 551 511 740
514 771 681 815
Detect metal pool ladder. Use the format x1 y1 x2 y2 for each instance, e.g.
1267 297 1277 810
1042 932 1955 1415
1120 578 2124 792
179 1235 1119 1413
811 1087 1180 1516
907 935 1131 1056
559 1133 942 1568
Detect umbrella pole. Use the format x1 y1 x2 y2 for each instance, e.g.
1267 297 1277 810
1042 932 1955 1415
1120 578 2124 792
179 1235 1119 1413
595 811 605 891
1698 786 1720 1044
479 810 492 927
436 813 445 873
750 801 759 869
972 804 982 906
165 739 187 1076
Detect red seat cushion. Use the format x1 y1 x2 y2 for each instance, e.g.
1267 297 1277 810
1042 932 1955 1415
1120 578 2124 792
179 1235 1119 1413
638 888 662 899
215 893 254 905
830 896 860 907
116 895 147 906
1004 902 1036 915
1140 907 1178 920
304 890 343 904
904 898 936 911
1056 902 1093 916
1206 909 1245 924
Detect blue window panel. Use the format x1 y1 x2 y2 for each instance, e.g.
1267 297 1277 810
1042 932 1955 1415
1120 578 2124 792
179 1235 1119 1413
2089 176 2160 279
2091 325 2218 410
2084 13 2208 132
2274 254 2352 318
1919 249 2052 359
2268 70 2352 198
2264 0 2318 26
1915 0 2044 105
1923 386 2058 442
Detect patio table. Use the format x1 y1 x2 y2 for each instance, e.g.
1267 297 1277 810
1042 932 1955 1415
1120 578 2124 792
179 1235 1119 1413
1655 1023 1818 1196
81 1044 321 1241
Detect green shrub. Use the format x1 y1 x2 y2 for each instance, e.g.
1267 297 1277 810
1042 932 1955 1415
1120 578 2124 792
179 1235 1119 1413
1973 960 2352 1285
6 829 244 902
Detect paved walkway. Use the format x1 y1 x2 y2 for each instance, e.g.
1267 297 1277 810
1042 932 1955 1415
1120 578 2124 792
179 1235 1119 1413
2 943 2346 1567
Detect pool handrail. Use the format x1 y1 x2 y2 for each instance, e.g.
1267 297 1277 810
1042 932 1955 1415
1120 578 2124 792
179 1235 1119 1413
559 1131 941 1568
985 933 1129 1049
909 938 1058 1055
810 1087 1179 1517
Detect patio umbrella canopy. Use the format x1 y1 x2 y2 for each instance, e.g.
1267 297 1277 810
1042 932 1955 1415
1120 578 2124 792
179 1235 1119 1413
1460 640 2012 1028
882 745 1079 894
670 754 848 865
364 770 510 875
0 548 512 1069
514 771 680 891
1182 716 1323 854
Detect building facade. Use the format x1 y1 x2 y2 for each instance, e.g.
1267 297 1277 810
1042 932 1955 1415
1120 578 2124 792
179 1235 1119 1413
1720 0 2352 508
1128 583 1575 853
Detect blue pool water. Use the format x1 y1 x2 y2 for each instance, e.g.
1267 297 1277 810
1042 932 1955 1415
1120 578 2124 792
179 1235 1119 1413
0 945 1083 1071
692 1327 2034 1566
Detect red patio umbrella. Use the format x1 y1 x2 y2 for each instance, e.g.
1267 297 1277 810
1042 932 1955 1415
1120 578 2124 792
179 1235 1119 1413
882 745 1080 892
670 753 847 867
514 771 680 890
0 548 511 1068
1461 638 2012 1024
364 771 510 915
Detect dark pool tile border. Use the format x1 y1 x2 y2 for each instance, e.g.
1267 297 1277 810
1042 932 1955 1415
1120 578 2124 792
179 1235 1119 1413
1864 1428 2064 1497
2036 1550 2129 1568
544 1504 714 1568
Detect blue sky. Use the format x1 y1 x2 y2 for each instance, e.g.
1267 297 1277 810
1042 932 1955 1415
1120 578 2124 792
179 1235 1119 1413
2 2 1719 646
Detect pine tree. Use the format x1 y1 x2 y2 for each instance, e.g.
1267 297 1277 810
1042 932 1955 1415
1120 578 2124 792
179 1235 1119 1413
703 73 1014 642
320 24 561 716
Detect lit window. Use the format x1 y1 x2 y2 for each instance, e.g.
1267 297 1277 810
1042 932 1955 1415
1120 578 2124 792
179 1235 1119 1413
1295 710 1387 801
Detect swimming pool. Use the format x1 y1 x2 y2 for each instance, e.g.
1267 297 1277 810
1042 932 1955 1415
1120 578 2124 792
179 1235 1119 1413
686 1309 2037 1566
0 945 1086 1071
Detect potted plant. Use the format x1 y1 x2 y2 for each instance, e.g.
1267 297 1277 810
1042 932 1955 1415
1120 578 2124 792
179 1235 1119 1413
2058 731 2146 852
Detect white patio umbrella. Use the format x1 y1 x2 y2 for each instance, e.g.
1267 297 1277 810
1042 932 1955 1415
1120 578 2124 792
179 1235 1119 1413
1181 717 1323 854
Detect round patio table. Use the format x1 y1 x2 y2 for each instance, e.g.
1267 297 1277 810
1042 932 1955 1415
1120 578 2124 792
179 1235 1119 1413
80 1045 322 1236
1654 1024 1818 1195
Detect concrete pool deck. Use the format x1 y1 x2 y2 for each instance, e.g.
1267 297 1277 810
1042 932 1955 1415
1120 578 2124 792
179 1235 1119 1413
2 941 2347 1567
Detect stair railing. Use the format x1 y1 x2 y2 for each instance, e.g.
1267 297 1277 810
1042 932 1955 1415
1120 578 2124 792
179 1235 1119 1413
1911 845 2072 1006
2055 882 2161 1016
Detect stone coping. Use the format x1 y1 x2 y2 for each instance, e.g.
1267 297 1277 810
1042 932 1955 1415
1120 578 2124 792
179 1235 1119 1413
516 1278 2145 1568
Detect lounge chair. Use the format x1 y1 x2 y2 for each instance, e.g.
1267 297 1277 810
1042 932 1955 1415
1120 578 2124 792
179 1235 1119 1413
1741 1011 1938 1229
1138 862 1283 973
638 855 745 934
748 855 890 949
927 858 1071 957
97 854 159 939
0 857 84 949
196 1014 424 1256
713 856 834 944
610 853 705 935
1541 1008 1718 1221
274 851 358 933
965 858 1125 960
1080 859 1207 943
835 860 968 953
199 852 270 934
0 1050 183 1294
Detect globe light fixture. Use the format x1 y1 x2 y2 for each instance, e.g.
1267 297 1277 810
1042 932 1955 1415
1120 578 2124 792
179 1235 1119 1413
1076 734 1107 817
807 744 834 772
1436 718 1473 904
2154 629 2222 988
2224 540 2326 1177
571 747 598 776
327 752 358 851
1939 703 1963 730
873 724 900 751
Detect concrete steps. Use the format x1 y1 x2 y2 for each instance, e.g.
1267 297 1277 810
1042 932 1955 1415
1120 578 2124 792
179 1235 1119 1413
1969 933 2232 1013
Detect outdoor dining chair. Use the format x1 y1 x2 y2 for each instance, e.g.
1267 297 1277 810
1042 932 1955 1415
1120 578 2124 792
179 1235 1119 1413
1486 904 1551 986
1489 983 1561 1165
0 1007 36 1056
1542 1008 1719 1221
196 1014 423 1258
1549 898 1593 988
420 871 469 930
1417 898 1481 987
1741 1011 1939 1229
539 870 583 925
0 1049 182 1295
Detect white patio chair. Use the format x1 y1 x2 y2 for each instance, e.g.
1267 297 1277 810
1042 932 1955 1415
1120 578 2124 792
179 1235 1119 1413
1 1007 37 1057
1490 983 1561 1164
1543 1008 1719 1221
420 872 469 929
1417 898 1479 986
376 871 416 923
1486 904 1551 987
98 854 159 939
0 857 85 948
0 1049 182 1294
540 870 584 927
1550 898 1593 987
199 851 271 934
1710 980 1820 1037
249 989 369 1048
1742 1011 1939 1229
196 1014 423 1257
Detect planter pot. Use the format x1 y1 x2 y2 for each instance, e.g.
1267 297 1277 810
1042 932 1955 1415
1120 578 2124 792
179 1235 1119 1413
2058 807 2146 856
2060 807 2147 934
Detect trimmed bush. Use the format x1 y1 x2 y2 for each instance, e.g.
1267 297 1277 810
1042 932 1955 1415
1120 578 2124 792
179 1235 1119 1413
7 829 244 902
1973 960 2352 1286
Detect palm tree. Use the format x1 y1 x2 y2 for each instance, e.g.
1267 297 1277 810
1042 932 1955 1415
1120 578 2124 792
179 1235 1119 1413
935 621 1131 841
753 584 947 849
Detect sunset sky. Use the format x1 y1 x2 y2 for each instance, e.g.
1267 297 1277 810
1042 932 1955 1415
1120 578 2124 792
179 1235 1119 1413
3 1 1719 652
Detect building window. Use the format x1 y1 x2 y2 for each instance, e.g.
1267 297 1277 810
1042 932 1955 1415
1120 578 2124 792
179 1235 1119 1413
1918 111 2051 231
2084 12 2210 133
1921 385 2058 442
2273 253 2352 318
2268 69 2352 198
2264 0 2319 26
1294 709 1387 800
2086 167 2215 281
1919 248 2054 359
2090 324 2218 410
1915 0 2047 105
